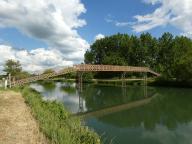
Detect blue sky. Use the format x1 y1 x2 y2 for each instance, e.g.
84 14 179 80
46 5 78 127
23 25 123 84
0 0 191 72
0 0 181 50
0 28 47 50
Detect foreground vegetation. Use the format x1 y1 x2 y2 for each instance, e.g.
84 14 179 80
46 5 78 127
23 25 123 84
20 86 100 144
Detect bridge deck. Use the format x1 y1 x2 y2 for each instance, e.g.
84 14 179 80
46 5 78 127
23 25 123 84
12 64 160 86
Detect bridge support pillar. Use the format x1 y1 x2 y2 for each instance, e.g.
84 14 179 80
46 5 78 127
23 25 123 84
77 72 83 92
121 72 126 87
143 72 147 97
122 86 127 97
77 72 84 112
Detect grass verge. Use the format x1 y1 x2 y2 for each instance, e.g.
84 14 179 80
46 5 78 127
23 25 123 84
20 86 100 144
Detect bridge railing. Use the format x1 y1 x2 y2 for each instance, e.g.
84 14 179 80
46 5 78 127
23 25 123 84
74 64 150 72
14 67 76 86
12 64 159 87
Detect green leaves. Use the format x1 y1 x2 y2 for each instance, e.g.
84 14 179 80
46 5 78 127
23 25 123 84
85 32 192 81
3 59 22 76
3 59 30 79
174 51 192 81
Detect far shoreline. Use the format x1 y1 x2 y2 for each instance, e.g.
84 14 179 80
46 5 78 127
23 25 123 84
40 78 192 89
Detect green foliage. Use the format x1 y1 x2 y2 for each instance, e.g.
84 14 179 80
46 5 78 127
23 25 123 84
15 71 31 80
83 72 94 82
3 59 22 76
21 87 100 144
38 81 56 90
3 59 31 80
174 51 192 81
61 83 76 94
103 53 126 65
85 32 192 81
64 72 77 79
43 69 55 74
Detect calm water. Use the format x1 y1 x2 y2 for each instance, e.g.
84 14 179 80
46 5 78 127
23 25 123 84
31 81 192 144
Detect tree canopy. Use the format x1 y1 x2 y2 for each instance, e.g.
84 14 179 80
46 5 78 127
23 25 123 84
84 33 192 81
3 59 22 76
3 59 30 79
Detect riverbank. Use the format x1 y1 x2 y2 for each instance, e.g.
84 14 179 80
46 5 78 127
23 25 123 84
40 77 192 89
20 86 100 144
148 79 192 88
0 90 47 144
0 87 100 144
51 78 150 86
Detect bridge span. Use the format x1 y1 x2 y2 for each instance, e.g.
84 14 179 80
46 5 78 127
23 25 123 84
11 64 160 87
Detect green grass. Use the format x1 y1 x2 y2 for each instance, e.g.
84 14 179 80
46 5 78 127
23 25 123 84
21 86 100 144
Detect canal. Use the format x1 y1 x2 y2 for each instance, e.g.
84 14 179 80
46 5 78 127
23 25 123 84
31 81 192 144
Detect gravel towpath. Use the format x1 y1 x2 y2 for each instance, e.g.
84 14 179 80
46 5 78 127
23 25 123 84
0 91 47 144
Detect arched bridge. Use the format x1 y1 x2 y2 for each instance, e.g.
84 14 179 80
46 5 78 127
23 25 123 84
12 64 160 87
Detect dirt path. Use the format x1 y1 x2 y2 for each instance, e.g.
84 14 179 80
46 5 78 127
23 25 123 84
0 90 47 144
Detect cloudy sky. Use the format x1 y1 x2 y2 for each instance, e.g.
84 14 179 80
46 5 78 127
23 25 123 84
0 0 191 73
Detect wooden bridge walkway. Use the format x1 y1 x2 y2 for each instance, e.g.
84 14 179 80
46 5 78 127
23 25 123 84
12 64 160 87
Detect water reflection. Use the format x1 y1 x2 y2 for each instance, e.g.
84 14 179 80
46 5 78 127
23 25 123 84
31 82 87 113
86 88 192 144
30 81 192 144
31 82 152 114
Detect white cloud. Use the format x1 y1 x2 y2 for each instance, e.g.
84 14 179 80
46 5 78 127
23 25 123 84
105 15 134 27
142 0 161 5
95 34 105 41
142 123 192 144
0 45 73 73
132 0 192 37
115 22 132 27
0 0 89 72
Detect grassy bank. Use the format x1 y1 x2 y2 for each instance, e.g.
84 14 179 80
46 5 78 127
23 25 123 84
20 86 100 144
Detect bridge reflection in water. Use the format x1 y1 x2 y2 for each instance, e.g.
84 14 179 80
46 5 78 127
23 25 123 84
30 80 157 116
76 82 157 118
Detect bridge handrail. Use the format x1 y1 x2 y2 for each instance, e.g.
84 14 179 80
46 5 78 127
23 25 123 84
12 64 160 86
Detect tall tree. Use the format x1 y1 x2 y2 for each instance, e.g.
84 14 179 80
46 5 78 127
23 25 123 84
3 59 22 76
174 51 192 81
84 32 192 81
157 32 174 78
